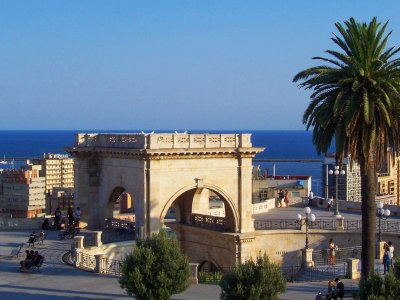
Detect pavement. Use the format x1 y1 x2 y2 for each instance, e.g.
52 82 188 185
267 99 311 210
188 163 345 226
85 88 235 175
254 203 366 221
0 205 370 300
0 229 361 300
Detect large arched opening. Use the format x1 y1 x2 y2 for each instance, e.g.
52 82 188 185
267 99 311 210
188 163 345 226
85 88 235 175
160 184 238 233
106 187 135 223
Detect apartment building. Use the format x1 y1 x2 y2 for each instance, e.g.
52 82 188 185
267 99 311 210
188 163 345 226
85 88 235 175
323 156 361 202
0 164 46 218
323 153 400 204
31 154 74 214
32 153 74 193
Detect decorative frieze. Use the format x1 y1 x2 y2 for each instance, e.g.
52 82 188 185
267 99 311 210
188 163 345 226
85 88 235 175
72 133 257 150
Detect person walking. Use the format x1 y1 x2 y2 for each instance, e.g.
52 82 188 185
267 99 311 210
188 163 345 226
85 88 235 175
67 207 74 225
74 206 82 228
309 190 314 206
284 189 290 207
329 239 336 266
54 207 62 229
383 246 391 274
277 189 284 208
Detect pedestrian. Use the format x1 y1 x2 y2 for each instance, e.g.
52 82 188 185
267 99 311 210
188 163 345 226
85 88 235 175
329 239 336 266
309 190 314 206
54 207 62 229
278 189 284 208
388 241 394 268
284 189 289 207
327 197 333 211
334 278 344 300
383 246 390 274
67 207 74 225
74 206 81 228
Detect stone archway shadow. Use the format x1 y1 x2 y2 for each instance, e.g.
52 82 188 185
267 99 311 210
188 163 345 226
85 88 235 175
160 182 239 233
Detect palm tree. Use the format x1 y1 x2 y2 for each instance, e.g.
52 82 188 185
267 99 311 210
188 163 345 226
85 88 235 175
293 17 400 278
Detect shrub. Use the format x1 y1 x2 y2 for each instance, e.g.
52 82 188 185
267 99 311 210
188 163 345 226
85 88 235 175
219 253 286 300
119 230 190 300
358 272 400 300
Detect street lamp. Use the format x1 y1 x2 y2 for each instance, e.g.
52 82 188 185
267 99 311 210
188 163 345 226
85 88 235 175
328 165 345 217
296 206 316 249
377 202 391 242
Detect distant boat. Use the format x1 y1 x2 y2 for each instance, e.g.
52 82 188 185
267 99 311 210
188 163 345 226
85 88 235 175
0 155 7 165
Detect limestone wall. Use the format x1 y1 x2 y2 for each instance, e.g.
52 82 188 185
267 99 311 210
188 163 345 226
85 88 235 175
173 224 400 268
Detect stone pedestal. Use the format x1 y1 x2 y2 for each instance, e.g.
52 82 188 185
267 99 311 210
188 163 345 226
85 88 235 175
95 253 105 273
301 248 314 268
74 249 81 267
336 216 344 231
347 258 360 279
94 231 103 247
74 236 84 249
188 263 199 284
376 241 386 260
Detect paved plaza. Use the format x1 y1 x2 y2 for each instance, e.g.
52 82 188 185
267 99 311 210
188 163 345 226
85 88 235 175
0 203 371 300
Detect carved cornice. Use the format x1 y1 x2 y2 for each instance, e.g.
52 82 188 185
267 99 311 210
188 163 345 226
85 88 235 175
65 146 265 161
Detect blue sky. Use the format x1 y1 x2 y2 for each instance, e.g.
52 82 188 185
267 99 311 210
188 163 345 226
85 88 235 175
1 1 400 130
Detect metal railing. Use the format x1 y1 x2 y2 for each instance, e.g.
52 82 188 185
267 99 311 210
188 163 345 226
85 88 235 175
313 246 361 266
254 219 299 230
104 218 135 232
255 218 400 232
310 219 337 230
343 219 362 231
191 213 228 231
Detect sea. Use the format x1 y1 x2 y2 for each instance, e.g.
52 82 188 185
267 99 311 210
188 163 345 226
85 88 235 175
0 130 327 195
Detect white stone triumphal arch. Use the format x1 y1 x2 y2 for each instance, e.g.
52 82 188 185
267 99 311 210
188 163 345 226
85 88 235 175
67 132 263 238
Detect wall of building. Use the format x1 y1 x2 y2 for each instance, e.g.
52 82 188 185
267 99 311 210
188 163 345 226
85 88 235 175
172 224 400 268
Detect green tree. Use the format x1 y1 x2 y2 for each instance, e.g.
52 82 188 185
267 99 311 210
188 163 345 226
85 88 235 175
293 17 400 278
119 230 190 300
358 272 400 300
219 254 286 300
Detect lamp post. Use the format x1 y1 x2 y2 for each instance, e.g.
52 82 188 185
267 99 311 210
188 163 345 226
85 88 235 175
328 165 345 217
377 202 390 242
296 206 316 249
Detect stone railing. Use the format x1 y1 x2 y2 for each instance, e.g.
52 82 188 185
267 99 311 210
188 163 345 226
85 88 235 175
0 217 43 230
191 213 227 232
254 218 400 232
105 218 135 232
73 244 199 283
252 198 276 214
74 133 252 150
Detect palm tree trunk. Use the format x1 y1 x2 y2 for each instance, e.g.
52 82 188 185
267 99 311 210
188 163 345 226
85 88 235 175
360 156 376 278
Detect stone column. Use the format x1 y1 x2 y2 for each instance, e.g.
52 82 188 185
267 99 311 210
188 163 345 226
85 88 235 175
301 248 314 268
188 263 199 284
238 157 255 233
94 231 103 247
347 258 360 279
95 254 105 273
74 236 84 249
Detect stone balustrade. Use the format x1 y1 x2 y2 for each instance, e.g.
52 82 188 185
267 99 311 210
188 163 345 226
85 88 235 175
74 133 252 149
0 217 43 230
73 237 199 282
